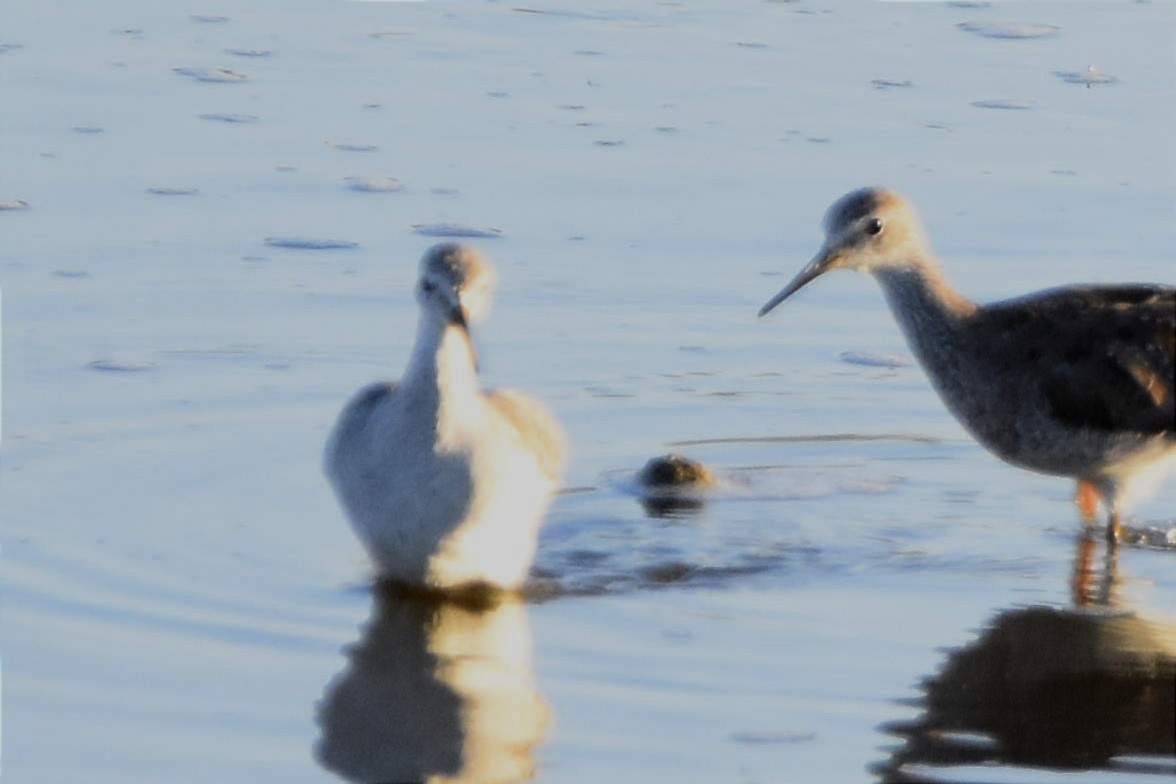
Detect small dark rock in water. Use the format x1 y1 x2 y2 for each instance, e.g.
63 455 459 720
637 454 715 519
345 176 403 192
173 67 247 83
639 454 716 489
957 22 1059 39
198 113 260 124
970 99 1035 110
413 222 502 239
839 350 911 369
1122 522 1176 549
1053 67 1118 86
642 495 706 518
639 561 696 584
375 576 507 611
88 358 157 372
225 48 273 58
328 142 378 153
730 731 816 745
264 236 359 250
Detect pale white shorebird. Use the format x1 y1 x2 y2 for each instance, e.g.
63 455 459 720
760 187 1176 543
325 243 564 590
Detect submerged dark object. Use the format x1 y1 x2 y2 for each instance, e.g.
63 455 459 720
637 454 715 518
638 453 715 489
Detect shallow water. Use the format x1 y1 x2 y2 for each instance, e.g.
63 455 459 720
2 0 1174 782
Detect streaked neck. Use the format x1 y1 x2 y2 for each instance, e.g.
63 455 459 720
874 259 975 335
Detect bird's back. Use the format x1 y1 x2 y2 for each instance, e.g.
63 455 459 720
484 388 566 483
326 380 476 550
979 284 1174 437
326 382 399 465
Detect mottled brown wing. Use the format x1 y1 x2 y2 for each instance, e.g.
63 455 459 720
990 285 1175 434
485 388 566 482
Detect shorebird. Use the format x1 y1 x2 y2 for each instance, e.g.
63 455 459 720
325 243 565 590
759 187 1175 543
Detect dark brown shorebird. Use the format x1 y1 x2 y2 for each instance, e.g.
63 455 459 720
759 187 1175 543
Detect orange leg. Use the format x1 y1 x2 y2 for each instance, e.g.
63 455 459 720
1075 479 1100 522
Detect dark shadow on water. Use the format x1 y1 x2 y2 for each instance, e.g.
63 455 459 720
639 494 708 519
315 582 550 784
535 449 907 598
666 432 943 448
876 534 1176 782
526 548 807 600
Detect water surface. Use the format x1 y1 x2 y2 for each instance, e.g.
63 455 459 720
2 1 1174 781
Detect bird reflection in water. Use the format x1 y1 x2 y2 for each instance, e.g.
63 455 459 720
878 534 1176 782
640 494 708 519
316 583 550 784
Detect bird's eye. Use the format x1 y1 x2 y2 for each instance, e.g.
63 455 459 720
420 280 436 293
865 218 884 236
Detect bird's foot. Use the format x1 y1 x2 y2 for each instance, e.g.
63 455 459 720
1105 511 1122 547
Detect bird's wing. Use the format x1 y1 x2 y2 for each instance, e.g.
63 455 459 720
325 381 398 458
988 285 1175 434
484 388 565 482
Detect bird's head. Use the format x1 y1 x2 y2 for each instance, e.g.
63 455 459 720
417 243 497 330
759 187 928 316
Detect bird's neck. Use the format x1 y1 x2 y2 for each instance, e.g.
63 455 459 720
874 258 978 363
402 313 482 424
873 259 1004 451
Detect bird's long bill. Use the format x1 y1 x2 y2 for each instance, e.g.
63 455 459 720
757 245 840 317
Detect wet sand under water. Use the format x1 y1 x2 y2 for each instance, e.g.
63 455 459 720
2 1 1174 782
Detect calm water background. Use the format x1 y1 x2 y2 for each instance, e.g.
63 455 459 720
2 1 1174 782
